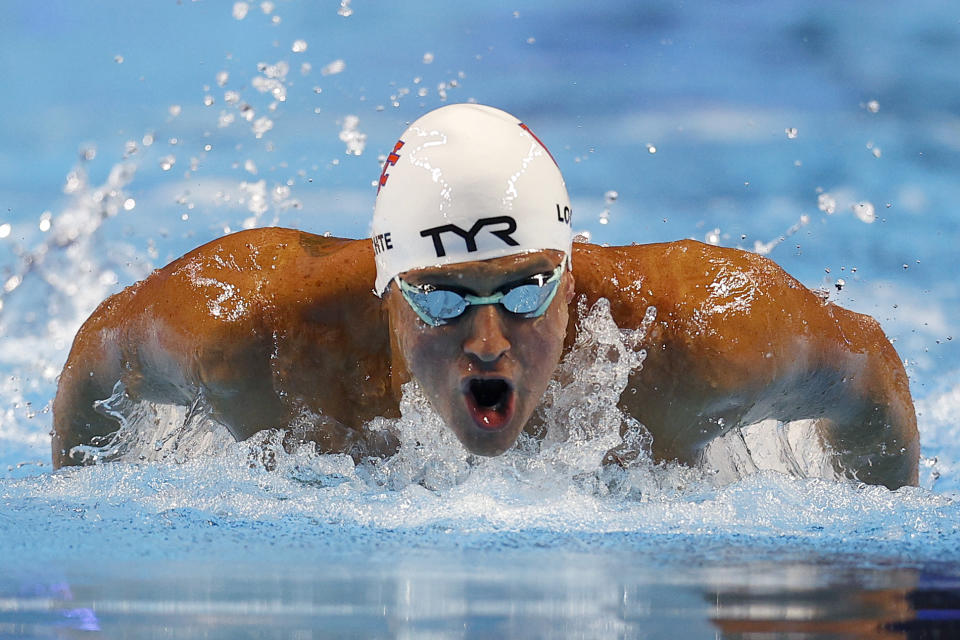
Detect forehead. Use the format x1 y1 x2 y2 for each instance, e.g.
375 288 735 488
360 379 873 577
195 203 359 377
400 250 565 290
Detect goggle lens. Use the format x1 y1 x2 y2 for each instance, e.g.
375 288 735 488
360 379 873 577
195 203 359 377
397 263 563 326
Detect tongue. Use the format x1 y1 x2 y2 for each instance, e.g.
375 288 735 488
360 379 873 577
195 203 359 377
472 404 508 430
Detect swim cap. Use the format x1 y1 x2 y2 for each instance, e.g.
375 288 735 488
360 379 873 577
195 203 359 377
371 103 572 296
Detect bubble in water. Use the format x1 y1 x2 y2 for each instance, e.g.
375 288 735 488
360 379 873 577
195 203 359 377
422 52 435 64
232 1 249 20
817 192 836 215
321 59 346 76
852 201 876 224
292 39 308 53
785 127 798 139
0 223 10 238
337 0 353 17
159 155 176 171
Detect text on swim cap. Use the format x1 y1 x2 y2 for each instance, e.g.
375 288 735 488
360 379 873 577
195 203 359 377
556 204 571 225
420 216 519 258
377 140 405 194
373 232 393 255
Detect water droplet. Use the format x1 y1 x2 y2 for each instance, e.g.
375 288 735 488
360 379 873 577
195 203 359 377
785 127 798 139
232 1 249 19
216 71 229 87
123 198 136 211
835 278 845 291
902 263 909 270
114 54 124 64
824 267 831 274
260 1 274 14
645 143 656 154
321 59 346 76
337 0 353 16
0 223 10 238
604 190 618 204
252 116 274 138
168 104 182 118
422 52 435 64
159 155 176 171
203 95 215 106
866 100 880 113
526 37 536 44
4 274 22 293
142 132 155 146
852 201 876 223
599 216 609 225
292 39 308 53
705 228 721 245
817 192 837 215
38 212 52 232
245 159 258 174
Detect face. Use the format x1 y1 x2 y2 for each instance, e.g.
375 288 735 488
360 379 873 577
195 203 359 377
386 250 574 456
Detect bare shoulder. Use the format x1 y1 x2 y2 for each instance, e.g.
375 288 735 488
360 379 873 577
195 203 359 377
571 239 886 348
569 239 906 399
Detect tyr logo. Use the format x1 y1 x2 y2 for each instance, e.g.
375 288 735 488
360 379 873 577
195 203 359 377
420 216 519 257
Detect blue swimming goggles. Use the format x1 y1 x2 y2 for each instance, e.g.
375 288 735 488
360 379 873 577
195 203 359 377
395 263 564 327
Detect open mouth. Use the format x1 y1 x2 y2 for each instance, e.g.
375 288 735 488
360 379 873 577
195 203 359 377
463 377 515 430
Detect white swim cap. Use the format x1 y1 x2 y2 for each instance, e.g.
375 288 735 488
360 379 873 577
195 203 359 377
371 103 573 296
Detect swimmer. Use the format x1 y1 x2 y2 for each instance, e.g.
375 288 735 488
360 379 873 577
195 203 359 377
52 104 919 488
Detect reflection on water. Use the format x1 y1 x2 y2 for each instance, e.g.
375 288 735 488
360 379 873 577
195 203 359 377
2 556 959 638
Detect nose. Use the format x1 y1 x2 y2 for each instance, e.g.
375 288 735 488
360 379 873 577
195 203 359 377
462 304 510 363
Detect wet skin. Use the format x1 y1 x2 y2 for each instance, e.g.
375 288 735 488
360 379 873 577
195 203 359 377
52 228 920 488
385 250 573 456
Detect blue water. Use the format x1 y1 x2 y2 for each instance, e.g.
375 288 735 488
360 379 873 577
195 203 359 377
2 1 959 636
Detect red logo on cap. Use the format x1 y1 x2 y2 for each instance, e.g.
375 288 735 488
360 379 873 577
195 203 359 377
377 140 405 194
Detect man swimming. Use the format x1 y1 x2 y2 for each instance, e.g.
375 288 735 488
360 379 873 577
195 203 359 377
52 104 920 489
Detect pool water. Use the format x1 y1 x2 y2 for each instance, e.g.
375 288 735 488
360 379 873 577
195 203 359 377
2 0 959 636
